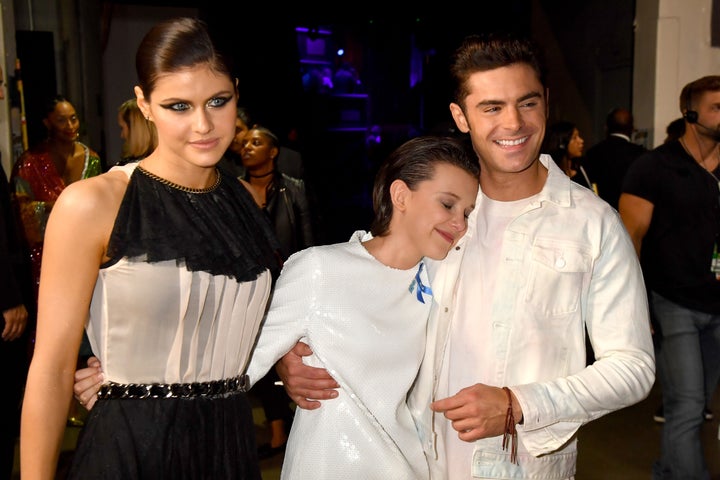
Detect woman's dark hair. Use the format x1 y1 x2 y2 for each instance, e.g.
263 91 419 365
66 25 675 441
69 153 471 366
542 120 576 167
247 125 280 152
44 94 73 117
237 106 253 127
135 17 233 100
370 136 479 237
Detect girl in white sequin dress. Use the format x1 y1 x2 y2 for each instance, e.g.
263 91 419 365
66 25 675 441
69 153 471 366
247 135 478 479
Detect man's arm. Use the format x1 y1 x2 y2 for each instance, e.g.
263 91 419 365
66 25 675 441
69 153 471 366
618 192 654 257
514 213 655 455
275 341 339 410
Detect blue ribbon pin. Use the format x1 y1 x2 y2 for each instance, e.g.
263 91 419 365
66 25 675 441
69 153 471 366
411 262 433 304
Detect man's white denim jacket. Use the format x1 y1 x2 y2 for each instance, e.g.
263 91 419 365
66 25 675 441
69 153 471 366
408 155 655 479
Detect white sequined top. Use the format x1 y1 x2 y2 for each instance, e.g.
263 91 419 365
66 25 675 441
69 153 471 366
247 231 432 480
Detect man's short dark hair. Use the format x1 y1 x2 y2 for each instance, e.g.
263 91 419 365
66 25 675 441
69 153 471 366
450 33 546 109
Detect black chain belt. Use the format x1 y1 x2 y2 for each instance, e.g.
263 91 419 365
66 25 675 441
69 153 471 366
97 374 249 400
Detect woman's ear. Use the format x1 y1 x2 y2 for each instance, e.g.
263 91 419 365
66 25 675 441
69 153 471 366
389 179 410 212
134 86 151 120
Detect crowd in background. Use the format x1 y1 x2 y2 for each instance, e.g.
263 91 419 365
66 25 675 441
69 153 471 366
1 15 719 480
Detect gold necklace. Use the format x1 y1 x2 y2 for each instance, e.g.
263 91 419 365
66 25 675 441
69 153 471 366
137 164 221 194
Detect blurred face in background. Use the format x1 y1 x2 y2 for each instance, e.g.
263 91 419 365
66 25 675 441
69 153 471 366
44 101 80 143
229 116 250 156
567 128 584 159
118 112 129 142
241 129 277 174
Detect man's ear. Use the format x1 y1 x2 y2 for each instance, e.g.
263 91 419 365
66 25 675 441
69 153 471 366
449 103 470 133
389 179 410 212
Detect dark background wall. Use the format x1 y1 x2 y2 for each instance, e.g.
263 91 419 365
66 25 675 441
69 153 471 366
202 4 538 242
9 0 636 244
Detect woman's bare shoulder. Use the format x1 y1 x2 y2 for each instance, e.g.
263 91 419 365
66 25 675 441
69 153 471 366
54 169 130 223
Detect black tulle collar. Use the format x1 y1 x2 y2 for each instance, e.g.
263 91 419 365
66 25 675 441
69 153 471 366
105 163 282 282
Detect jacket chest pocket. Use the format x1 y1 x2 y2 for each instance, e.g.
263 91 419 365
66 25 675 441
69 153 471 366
525 241 591 317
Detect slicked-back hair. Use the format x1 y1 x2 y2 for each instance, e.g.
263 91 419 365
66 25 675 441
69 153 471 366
135 17 233 100
44 94 73 118
370 135 479 237
450 33 546 111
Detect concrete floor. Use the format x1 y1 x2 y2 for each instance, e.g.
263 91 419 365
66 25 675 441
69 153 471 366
12 381 720 479
576 382 720 479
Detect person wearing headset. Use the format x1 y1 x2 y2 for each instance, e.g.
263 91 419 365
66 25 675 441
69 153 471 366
619 75 720 480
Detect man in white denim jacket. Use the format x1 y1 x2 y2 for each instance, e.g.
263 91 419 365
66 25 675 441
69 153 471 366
409 34 655 479
275 34 655 479
410 153 655 478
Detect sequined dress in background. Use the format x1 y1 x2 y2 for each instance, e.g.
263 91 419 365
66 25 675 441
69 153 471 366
10 142 102 300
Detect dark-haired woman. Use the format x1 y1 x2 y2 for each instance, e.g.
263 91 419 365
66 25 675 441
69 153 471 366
543 120 596 192
11 95 102 309
20 17 280 479
238 124 314 458
11 96 103 429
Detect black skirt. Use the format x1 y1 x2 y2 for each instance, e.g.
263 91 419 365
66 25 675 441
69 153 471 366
67 391 261 480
